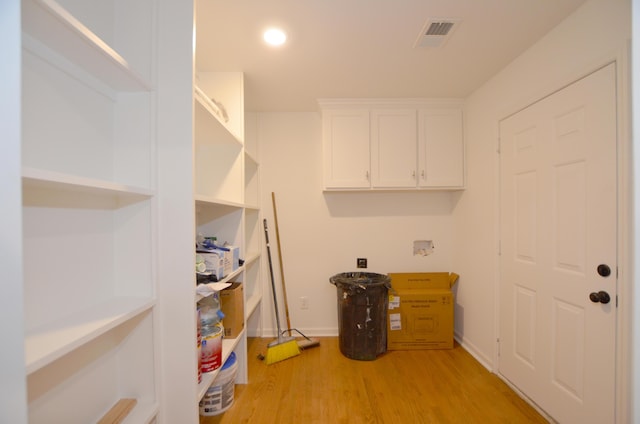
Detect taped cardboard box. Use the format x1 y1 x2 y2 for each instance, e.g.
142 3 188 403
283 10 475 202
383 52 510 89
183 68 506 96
387 272 459 350
220 282 244 338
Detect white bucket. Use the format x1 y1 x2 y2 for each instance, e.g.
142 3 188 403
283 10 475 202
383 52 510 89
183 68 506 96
199 352 238 416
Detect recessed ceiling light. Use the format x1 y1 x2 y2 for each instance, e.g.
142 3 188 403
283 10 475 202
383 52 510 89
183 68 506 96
263 28 287 46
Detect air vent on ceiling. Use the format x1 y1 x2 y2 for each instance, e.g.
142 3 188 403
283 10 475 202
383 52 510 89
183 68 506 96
414 19 460 49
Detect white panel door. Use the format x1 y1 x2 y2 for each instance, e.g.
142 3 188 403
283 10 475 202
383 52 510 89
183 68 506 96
371 108 417 188
499 63 617 424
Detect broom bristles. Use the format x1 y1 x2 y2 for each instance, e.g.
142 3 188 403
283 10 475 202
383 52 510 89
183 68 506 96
297 337 320 350
282 328 321 350
265 339 301 365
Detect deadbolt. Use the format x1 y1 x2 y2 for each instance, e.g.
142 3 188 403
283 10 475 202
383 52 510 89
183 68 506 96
597 264 611 277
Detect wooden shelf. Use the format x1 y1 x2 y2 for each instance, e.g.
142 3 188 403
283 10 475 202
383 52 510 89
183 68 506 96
22 0 151 92
25 297 154 374
22 168 154 202
194 87 242 147
195 195 245 210
120 401 158 424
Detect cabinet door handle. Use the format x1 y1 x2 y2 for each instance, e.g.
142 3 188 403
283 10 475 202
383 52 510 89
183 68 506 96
366 170 370 180
412 170 416 179
421 170 425 180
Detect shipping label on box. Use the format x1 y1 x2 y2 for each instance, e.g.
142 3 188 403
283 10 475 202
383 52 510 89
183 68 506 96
220 282 244 338
386 272 458 350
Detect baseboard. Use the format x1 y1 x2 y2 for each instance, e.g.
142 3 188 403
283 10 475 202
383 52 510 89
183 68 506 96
454 331 494 372
452 332 556 423
255 327 338 338
496 374 557 423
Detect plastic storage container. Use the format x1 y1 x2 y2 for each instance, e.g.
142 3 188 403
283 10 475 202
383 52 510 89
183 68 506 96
330 272 391 360
199 352 238 416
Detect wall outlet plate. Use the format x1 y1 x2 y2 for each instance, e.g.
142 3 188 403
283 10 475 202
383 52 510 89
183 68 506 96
357 258 367 268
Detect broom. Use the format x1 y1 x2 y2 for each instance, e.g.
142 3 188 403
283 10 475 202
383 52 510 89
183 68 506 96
263 218 300 365
272 192 320 350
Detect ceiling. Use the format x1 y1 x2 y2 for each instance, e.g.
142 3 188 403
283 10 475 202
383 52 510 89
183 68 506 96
195 0 587 112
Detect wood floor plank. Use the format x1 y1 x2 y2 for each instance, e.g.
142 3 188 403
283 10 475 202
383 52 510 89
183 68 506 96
200 337 548 423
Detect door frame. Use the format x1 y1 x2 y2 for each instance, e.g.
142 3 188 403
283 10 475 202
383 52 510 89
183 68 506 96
494 50 632 423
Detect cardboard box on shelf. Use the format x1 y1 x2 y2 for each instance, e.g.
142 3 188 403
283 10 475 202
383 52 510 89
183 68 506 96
386 272 459 350
220 282 244 338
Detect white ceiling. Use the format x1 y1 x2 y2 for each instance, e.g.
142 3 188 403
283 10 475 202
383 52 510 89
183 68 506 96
195 0 587 112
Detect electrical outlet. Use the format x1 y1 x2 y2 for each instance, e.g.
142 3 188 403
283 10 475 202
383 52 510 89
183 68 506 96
357 258 368 268
300 296 309 310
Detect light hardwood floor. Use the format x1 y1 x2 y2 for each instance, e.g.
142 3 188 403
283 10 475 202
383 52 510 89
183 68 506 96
200 337 548 423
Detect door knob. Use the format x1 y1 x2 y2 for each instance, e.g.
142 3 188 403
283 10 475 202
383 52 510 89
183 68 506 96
597 264 611 277
589 291 611 304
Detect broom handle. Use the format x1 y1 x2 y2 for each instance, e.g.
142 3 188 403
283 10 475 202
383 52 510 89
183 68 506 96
272 192 293 337
264 219 284 338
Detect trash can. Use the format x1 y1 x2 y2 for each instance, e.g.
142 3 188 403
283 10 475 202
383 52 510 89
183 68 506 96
330 272 391 360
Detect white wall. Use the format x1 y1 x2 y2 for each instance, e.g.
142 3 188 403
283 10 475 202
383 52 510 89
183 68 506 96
258 112 458 335
454 0 630 370
255 0 631 383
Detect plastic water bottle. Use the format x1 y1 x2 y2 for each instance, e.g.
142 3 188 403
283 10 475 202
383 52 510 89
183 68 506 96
199 292 224 326
199 293 225 373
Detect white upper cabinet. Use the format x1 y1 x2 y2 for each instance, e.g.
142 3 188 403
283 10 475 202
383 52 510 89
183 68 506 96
320 100 465 191
418 108 464 188
371 108 417 188
322 108 371 189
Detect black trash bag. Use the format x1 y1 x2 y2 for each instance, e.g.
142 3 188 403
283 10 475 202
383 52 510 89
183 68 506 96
330 272 391 360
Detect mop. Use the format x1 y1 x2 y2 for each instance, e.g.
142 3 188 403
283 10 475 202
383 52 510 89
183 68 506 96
272 192 320 350
263 219 300 365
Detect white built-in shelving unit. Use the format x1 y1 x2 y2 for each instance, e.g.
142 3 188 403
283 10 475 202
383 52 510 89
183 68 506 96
16 0 159 422
3 0 259 421
193 71 263 396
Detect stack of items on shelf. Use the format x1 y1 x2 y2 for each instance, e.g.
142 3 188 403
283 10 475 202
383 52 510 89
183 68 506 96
197 286 243 417
194 233 244 417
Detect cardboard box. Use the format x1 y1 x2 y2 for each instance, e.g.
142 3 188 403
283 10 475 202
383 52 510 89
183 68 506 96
386 272 459 350
220 282 244 338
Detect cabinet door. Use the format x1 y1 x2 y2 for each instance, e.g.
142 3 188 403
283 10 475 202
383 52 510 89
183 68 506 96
418 109 464 187
322 109 370 189
371 109 417 188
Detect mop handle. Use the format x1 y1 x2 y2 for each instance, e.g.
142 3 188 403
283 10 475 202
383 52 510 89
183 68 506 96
264 219 284 336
